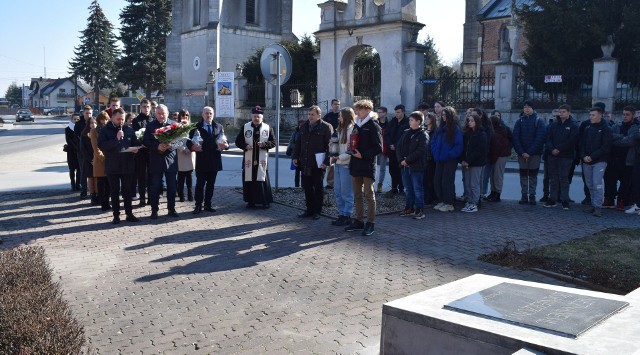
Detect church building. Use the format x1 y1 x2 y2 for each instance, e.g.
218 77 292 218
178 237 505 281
165 0 296 112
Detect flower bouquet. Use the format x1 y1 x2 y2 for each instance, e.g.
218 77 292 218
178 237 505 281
135 127 145 141
154 120 196 149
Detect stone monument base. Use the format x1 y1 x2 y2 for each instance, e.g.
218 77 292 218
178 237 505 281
381 274 640 354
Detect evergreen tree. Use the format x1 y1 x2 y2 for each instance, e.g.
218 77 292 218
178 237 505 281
69 0 118 107
118 0 172 98
5 83 22 106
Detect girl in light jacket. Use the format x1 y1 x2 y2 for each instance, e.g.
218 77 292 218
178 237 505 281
331 108 356 227
177 109 195 202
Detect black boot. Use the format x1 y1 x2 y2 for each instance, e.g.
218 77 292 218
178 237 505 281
90 193 99 205
519 194 528 205
187 188 193 202
489 193 501 202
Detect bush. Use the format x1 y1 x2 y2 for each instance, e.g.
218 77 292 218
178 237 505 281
0 247 85 354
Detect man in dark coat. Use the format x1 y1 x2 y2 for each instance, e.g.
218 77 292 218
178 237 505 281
65 115 80 191
383 104 409 195
293 105 333 219
544 104 579 209
322 99 341 189
234 106 276 209
132 99 152 207
73 106 92 198
188 106 228 214
345 99 383 236
513 100 546 204
143 104 179 219
98 108 140 224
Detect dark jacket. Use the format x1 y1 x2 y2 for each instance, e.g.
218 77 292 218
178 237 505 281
187 120 225 173
98 121 138 175
612 119 640 166
322 111 340 131
348 118 382 178
143 119 178 174
132 113 151 132
462 128 488 167
545 116 579 159
580 120 612 164
293 119 333 171
489 122 512 164
513 112 546 156
430 124 463 163
65 126 79 153
384 115 409 151
396 127 428 172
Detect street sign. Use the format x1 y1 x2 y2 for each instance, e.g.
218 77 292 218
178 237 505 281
544 75 562 83
83 97 90 104
137 93 144 101
260 43 292 85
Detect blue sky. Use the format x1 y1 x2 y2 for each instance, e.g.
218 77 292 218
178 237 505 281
0 0 464 96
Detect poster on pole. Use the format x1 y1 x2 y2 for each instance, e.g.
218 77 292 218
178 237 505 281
215 72 235 117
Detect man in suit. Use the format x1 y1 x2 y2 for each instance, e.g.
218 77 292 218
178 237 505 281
143 104 179 219
132 99 152 207
97 108 140 224
187 106 228 214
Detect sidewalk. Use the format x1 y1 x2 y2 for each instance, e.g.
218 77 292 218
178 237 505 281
1 186 637 353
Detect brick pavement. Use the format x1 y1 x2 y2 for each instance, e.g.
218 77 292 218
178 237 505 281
1 188 639 354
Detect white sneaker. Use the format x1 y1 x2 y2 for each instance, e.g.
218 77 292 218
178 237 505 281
462 203 478 213
438 204 454 212
625 204 640 214
433 202 444 210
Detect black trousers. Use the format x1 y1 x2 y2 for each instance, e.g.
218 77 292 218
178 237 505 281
604 161 632 203
387 152 403 192
194 170 218 208
301 168 325 214
134 152 150 201
423 160 436 204
107 173 134 217
631 163 640 206
97 176 110 209
178 170 193 198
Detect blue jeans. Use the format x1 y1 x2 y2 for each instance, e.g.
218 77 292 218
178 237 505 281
583 162 607 207
401 167 425 209
376 153 388 185
333 163 354 216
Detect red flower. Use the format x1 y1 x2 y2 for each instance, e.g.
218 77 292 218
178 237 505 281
155 127 164 134
171 123 179 129
181 119 188 125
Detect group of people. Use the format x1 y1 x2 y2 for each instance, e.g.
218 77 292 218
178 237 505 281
290 97 640 231
66 95 640 226
66 98 273 224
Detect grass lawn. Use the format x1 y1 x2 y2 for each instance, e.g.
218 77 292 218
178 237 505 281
479 228 640 294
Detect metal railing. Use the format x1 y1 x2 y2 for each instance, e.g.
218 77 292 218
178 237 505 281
615 67 640 107
423 71 495 109
514 69 592 110
245 81 318 108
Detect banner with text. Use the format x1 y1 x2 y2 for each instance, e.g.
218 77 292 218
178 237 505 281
215 72 235 117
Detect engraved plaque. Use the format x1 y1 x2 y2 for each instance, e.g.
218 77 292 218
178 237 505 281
444 283 629 338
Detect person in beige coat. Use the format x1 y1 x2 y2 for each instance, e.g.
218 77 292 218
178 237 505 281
177 109 195 202
90 111 110 211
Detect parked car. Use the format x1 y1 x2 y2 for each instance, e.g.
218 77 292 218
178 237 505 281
43 107 66 116
16 109 34 122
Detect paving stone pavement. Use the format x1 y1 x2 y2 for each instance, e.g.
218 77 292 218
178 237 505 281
1 188 639 354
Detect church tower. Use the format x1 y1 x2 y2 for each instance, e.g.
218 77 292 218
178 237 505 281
462 0 491 74
165 0 295 112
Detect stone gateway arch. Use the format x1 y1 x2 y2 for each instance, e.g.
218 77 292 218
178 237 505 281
315 0 426 109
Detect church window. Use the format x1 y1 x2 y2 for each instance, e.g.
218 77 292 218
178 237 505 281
193 0 201 27
246 0 258 25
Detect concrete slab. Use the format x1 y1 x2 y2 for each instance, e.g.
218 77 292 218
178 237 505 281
381 274 639 355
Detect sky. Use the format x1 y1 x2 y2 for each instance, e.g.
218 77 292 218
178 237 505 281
0 0 464 97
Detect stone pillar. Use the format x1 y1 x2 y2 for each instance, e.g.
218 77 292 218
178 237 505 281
494 62 518 112
235 76 247 108
403 45 425 109
592 59 618 112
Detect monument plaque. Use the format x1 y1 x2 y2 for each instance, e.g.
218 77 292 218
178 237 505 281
445 282 629 338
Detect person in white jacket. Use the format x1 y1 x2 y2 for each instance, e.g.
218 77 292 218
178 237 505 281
331 108 356 226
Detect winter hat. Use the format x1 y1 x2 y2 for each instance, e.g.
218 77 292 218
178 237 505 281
523 100 534 109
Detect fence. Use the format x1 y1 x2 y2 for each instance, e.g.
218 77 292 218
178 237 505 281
353 66 381 108
514 69 593 110
245 81 318 108
423 71 495 109
615 66 640 108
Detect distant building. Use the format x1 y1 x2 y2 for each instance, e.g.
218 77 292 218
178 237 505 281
165 0 296 112
29 78 87 110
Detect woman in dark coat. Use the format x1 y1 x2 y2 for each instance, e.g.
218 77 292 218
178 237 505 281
65 115 80 191
80 117 97 204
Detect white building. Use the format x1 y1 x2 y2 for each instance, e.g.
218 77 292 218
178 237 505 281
165 0 296 112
